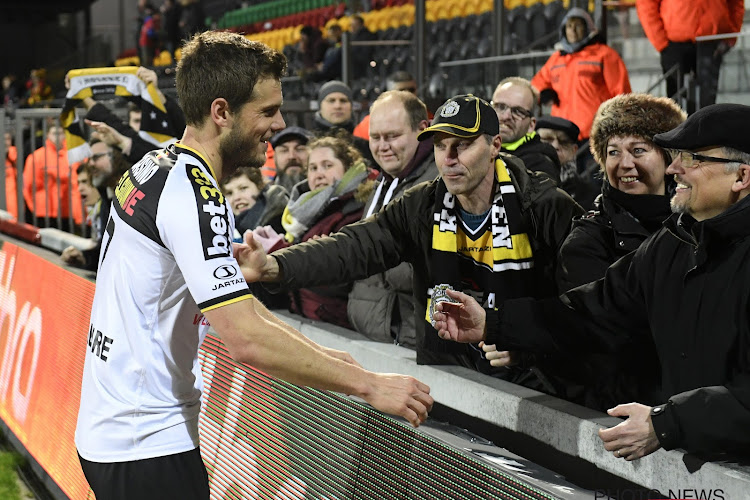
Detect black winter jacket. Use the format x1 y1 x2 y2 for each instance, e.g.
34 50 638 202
271 153 583 364
493 195 750 455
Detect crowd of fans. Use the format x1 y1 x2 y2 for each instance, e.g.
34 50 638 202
2 2 749 464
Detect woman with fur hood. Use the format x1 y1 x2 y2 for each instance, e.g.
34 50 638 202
532 7 631 140
555 93 687 410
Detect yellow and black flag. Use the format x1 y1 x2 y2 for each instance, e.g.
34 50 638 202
61 66 178 164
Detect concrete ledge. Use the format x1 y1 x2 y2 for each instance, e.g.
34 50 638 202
38 228 95 254
275 310 750 497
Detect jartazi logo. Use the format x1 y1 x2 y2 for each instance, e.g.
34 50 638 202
213 265 237 280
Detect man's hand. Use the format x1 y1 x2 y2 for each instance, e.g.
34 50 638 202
61 246 85 266
137 66 166 104
480 342 517 367
432 289 487 343
85 119 131 153
363 373 433 428
598 403 661 461
233 231 279 283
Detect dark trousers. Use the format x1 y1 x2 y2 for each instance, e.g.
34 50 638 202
79 447 210 500
660 40 723 112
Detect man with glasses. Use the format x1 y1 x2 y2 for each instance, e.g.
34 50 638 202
433 103 750 460
491 78 561 184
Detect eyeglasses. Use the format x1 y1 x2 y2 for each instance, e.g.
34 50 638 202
91 152 112 160
667 149 740 168
491 102 533 120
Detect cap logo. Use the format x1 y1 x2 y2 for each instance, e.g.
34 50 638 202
441 101 460 118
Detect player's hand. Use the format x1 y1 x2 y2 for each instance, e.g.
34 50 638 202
364 374 433 428
432 289 487 343
61 246 85 266
233 231 272 283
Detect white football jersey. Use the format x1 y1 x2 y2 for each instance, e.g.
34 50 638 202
75 144 252 462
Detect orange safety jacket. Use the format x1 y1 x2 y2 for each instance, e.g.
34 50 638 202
5 146 18 220
23 139 83 224
636 0 744 52
532 42 631 140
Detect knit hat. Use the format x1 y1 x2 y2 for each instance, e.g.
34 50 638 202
418 94 499 141
653 103 750 155
318 80 353 102
589 93 687 166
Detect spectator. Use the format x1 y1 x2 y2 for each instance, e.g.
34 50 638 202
61 162 102 268
348 90 438 348
536 116 599 210
4 132 19 219
636 0 744 112
352 71 424 141
350 14 376 79
247 95 582 390
313 80 373 165
532 7 631 140
433 103 750 461
307 24 344 82
76 31 432 498
258 134 376 329
553 93 686 409
138 3 160 66
491 78 560 183
178 0 205 41
24 69 53 107
23 124 83 230
160 0 182 60
298 26 329 72
221 166 288 237
269 126 312 193
2 74 24 109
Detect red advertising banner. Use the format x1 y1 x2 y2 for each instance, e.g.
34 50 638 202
0 241 93 500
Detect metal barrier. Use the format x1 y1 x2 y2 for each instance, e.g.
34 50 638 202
0 107 87 235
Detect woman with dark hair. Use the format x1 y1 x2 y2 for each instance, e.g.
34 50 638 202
557 93 687 292
554 93 687 410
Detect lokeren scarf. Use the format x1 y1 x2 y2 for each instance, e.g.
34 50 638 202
61 66 178 164
426 158 535 330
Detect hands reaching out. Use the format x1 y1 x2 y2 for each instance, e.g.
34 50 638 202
599 403 661 461
432 289 487 343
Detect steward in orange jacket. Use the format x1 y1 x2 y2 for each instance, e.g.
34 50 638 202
4 136 18 220
532 8 631 140
23 126 83 227
636 0 744 110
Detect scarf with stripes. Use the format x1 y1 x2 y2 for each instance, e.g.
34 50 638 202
426 157 535 329
61 66 178 164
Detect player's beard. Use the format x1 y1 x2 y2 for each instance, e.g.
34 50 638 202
219 123 265 179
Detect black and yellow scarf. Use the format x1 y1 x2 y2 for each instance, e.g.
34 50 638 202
426 158 536 332
61 66 178 164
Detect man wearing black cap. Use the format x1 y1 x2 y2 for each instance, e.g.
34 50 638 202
536 116 599 210
270 126 313 193
432 103 750 460
245 94 582 390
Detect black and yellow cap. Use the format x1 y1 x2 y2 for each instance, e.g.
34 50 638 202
417 94 500 141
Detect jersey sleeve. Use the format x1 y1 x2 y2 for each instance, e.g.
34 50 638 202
158 160 252 312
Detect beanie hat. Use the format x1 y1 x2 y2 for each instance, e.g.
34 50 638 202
589 93 687 167
318 80 353 102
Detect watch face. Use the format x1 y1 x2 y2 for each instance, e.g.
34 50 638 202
430 284 459 327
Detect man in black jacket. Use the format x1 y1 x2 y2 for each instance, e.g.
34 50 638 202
492 77 561 183
245 95 583 392
432 103 750 461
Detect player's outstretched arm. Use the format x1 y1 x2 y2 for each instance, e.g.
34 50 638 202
203 297 433 427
